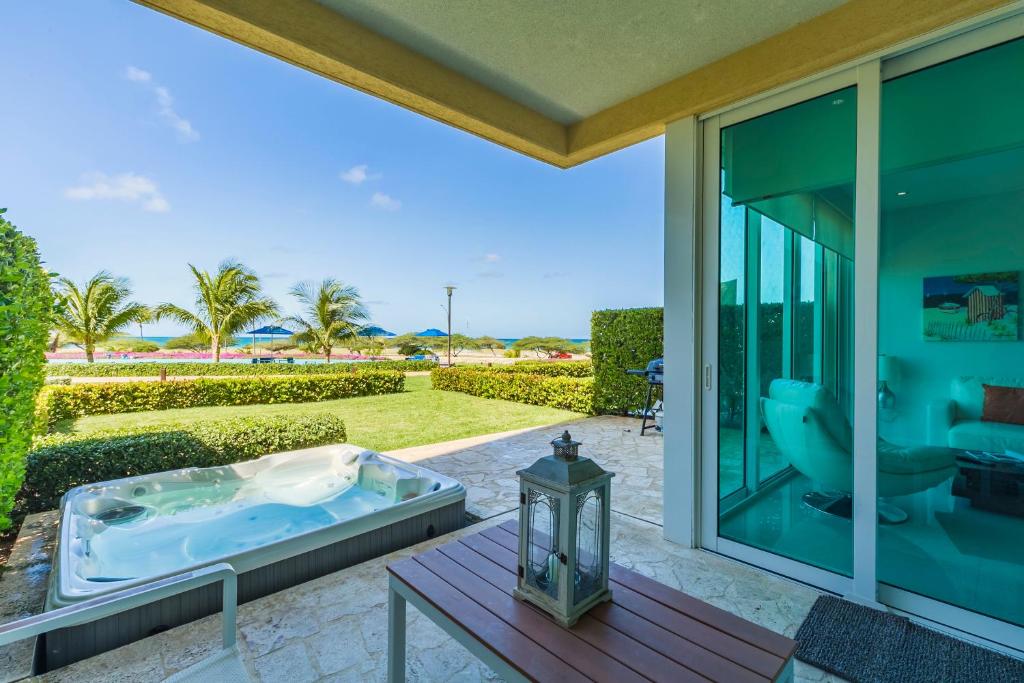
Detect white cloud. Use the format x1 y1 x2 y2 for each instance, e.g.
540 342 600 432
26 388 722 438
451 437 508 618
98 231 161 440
64 172 170 213
124 66 199 142
370 192 401 211
484 253 501 263
340 164 381 185
124 66 152 83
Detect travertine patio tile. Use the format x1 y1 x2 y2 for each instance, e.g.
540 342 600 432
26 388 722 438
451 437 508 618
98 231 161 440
387 415 663 524
252 642 319 682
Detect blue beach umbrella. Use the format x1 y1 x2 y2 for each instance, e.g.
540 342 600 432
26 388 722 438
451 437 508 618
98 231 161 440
414 328 448 337
358 325 396 337
246 325 294 354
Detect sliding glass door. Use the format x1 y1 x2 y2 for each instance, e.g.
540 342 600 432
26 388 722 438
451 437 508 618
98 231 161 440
697 12 1024 648
711 86 857 577
876 35 1024 630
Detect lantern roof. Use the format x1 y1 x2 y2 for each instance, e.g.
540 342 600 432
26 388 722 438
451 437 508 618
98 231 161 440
518 433 613 488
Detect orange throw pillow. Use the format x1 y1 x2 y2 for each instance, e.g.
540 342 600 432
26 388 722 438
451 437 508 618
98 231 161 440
981 384 1024 426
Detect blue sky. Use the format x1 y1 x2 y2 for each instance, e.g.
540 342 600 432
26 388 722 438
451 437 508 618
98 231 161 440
1 1 663 339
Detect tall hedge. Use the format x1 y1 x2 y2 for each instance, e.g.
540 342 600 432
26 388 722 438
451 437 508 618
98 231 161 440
37 371 403 430
590 307 663 415
25 413 347 512
0 211 54 529
44 359 436 377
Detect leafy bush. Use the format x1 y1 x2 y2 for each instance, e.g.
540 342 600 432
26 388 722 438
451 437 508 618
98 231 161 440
38 371 404 429
0 210 55 529
591 308 663 415
431 367 594 414
503 349 520 358
24 413 346 512
164 331 238 350
481 361 593 377
511 336 582 358
45 359 436 377
107 339 161 353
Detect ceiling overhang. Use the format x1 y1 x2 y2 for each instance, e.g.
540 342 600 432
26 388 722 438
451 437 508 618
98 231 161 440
136 0 1012 168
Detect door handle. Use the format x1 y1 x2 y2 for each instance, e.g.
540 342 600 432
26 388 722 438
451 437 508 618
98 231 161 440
704 364 713 391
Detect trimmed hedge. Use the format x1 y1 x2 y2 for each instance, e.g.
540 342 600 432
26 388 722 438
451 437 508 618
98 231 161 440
44 359 436 377
0 212 54 530
431 367 594 414
24 413 346 512
591 307 663 415
37 371 403 429
479 361 593 378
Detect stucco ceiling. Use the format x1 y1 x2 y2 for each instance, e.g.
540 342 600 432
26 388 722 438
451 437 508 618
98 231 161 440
316 0 848 124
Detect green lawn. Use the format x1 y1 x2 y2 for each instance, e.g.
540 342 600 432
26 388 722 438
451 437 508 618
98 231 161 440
60 375 584 452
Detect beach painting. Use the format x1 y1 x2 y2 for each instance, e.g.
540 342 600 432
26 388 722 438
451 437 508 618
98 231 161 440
923 271 1020 341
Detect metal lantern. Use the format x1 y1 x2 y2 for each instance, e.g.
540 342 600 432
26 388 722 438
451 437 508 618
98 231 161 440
513 431 613 627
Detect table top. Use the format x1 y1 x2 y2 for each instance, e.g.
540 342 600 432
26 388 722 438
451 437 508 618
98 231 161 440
387 519 796 682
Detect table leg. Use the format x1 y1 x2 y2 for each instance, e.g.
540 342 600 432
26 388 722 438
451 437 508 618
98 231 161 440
388 580 407 683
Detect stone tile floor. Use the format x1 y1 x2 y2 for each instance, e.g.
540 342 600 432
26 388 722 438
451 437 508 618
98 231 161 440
13 415 843 682
386 415 663 525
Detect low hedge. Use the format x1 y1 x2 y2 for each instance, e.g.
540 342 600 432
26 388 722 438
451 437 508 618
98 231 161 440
24 413 347 512
44 359 436 378
431 367 594 414
37 371 403 429
478 361 593 378
591 307 663 415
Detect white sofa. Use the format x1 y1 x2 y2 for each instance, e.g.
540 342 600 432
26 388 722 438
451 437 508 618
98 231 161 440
928 376 1024 455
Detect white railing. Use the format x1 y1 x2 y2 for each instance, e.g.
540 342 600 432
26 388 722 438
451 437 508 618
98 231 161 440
0 562 237 650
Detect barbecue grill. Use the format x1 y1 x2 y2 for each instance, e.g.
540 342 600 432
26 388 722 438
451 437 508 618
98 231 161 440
626 358 663 435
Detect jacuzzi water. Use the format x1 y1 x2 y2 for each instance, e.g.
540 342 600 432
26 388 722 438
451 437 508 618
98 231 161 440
48 444 464 606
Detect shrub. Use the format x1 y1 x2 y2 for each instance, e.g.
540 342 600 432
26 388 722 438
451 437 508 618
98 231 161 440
24 413 346 512
591 307 663 415
37 371 404 429
107 339 161 353
45 359 436 378
482 361 593 378
0 211 54 530
503 349 520 358
431 367 594 414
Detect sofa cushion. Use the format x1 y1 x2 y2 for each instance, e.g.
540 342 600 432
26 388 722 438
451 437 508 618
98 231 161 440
982 384 1024 426
952 376 1024 421
768 379 852 447
949 419 1024 455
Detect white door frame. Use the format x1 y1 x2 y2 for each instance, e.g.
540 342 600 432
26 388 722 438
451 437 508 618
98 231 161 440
698 68 863 598
683 5 1024 652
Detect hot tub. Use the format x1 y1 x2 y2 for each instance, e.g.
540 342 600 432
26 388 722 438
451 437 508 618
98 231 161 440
41 445 465 671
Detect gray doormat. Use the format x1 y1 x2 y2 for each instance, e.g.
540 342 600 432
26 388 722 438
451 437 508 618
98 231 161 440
795 595 1024 683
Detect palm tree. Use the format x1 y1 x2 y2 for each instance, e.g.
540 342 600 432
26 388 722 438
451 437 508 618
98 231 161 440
155 260 278 362
53 272 150 362
282 279 368 363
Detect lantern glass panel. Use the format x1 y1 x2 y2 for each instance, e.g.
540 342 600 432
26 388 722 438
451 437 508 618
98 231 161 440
527 489 560 600
574 489 603 605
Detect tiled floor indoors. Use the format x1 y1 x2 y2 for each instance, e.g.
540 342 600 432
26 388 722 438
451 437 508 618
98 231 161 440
11 416 842 682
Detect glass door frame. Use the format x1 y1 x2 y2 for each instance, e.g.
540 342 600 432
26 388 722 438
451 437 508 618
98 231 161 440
698 67 866 599
693 6 1024 653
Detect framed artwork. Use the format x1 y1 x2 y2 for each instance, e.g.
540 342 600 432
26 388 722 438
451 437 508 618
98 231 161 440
923 271 1020 342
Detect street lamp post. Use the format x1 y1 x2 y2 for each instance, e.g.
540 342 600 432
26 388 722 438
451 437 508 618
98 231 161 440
444 285 456 366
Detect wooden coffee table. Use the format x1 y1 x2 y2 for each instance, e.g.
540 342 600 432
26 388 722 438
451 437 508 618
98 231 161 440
386 520 795 682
